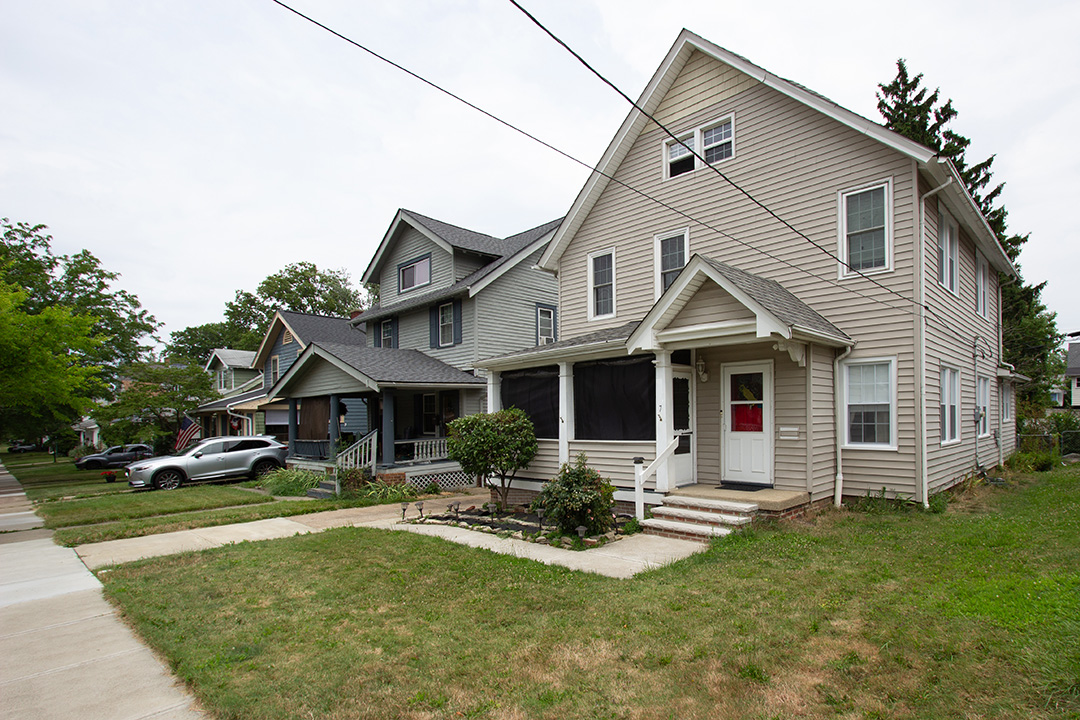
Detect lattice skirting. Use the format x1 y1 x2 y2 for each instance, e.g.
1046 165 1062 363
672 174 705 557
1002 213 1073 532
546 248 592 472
405 469 473 490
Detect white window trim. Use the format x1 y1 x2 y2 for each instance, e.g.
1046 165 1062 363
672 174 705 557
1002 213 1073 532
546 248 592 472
537 305 555 344
938 206 960 296
438 302 454 348
940 365 961 446
837 179 893 279
975 252 989 319
661 113 736 181
1001 382 1013 422
380 319 393 348
270 356 280 385
840 356 898 451
399 256 432 294
977 376 990 438
654 228 690 299
587 247 616 321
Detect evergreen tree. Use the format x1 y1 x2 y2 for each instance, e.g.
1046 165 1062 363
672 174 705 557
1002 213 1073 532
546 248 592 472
877 61 1062 413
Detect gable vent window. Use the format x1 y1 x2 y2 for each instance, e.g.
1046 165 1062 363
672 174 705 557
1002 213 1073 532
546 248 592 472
282 329 294 345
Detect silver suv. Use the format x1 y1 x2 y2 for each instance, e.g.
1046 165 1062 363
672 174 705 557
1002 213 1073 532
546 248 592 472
126 436 288 490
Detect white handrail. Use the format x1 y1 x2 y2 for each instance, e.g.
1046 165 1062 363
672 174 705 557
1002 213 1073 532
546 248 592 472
633 437 680 521
336 429 378 474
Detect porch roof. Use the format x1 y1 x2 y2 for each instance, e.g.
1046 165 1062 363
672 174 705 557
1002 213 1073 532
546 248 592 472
196 387 269 413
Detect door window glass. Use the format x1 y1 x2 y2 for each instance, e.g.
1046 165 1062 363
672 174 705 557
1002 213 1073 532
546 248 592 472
730 372 764 432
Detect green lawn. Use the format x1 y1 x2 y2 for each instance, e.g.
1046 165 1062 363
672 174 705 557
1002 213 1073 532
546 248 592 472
35 485 274 528
100 465 1080 720
3 451 130 500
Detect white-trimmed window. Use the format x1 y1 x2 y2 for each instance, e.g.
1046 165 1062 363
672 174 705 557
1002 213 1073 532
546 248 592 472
438 302 454 347
217 369 228 391
663 114 735 179
938 210 959 294
843 358 897 449
588 249 615 320
1002 382 1013 422
976 252 989 318
271 356 280 385
840 181 891 276
655 229 688 296
399 256 431 293
977 376 990 437
537 305 555 345
940 366 960 444
380 319 393 348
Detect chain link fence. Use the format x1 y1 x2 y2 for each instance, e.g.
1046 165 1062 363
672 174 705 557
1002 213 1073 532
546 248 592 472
1018 431 1080 455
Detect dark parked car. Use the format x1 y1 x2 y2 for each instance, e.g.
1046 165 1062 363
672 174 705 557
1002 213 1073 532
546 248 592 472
75 444 154 470
126 436 288 490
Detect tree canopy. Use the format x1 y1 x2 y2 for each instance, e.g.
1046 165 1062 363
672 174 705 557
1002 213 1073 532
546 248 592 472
877 61 1063 413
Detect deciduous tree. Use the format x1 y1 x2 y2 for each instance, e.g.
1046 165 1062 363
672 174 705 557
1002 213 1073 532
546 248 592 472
447 408 537 510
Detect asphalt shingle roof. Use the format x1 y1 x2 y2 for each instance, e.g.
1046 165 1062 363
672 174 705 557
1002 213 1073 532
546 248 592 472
278 310 367 346
210 349 256 367
401 210 504 256
1067 343 1080 377
197 387 268 412
486 321 641 362
312 342 486 385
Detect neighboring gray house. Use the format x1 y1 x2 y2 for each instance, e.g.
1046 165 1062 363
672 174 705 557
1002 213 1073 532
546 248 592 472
478 30 1022 535
267 209 560 485
204 349 260 395
1066 334 1080 410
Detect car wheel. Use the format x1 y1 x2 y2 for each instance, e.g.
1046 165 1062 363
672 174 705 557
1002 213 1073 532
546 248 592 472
153 469 183 490
251 459 278 478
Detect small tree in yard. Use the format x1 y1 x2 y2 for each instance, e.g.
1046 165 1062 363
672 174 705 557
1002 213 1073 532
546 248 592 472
446 408 537 510
532 453 615 536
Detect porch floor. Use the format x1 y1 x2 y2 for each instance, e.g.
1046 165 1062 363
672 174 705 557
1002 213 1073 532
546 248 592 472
668 484 809 513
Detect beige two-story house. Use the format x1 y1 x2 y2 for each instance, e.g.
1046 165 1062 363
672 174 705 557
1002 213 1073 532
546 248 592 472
479 30 1020 534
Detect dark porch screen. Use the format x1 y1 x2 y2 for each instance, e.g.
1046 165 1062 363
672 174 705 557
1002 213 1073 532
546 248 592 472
574 355 655 441
298 397 330 439
501 366 559 439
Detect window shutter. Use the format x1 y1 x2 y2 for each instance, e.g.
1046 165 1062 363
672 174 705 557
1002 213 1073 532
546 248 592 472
429 306 439 349
453 299 463 345
391 318 399 349
373 323 381 347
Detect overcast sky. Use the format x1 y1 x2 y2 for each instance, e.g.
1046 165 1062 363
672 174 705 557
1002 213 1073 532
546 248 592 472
3 0 1078 348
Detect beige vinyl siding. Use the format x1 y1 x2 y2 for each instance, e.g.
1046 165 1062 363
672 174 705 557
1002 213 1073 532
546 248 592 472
923 194 1005 492
474 247 558 361
568 440 655 488
520 439 561 482
557 49 919 494
810 344 838 501
379 226 453 305
666 280 754 328
287 361 371 398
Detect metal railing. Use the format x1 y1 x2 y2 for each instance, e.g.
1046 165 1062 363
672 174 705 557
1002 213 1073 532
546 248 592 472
632 437 679 521
394 437 449 463
336 430 378 474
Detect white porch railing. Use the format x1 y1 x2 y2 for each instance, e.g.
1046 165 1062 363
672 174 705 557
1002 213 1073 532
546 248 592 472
395 437 449 463
632 437 680 521
336 430 378 474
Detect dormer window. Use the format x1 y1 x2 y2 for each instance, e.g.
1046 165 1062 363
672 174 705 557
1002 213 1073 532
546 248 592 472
399 256 431 293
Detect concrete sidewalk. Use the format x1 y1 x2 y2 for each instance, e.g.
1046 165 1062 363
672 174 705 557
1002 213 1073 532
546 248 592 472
0 464 207 720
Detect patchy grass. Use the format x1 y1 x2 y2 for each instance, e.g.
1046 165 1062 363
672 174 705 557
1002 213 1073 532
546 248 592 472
35 486 274 528
3 452 131 500
101 465 1080 719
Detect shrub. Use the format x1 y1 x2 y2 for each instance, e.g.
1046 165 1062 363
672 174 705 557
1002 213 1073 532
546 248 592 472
447 408 537 510
355 480 416 503
68 443 101 459
532 453 615 536
338 466 373 491
259 468 323 496
1006 450 1059 473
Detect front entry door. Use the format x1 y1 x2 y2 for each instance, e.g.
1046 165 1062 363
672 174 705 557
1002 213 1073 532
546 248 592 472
722 361 773 485
670 369 694 486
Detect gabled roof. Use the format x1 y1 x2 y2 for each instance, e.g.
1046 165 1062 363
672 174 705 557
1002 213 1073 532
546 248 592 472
203 348 256 372
538 29 1015 278
1066 343 1080 378
627 255 850 353
479 321 641 369
251 310 367 369
354 217 562 325
268 341 486 398
197 386 268 413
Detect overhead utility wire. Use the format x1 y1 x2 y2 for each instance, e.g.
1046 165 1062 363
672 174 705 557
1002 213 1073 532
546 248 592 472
506 0 982 348
269 0 918 321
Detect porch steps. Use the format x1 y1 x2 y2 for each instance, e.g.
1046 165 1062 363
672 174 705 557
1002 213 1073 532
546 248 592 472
642 495 759 543
306 479 338 499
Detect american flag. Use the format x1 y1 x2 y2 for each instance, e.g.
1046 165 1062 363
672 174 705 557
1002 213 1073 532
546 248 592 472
175 415 201 450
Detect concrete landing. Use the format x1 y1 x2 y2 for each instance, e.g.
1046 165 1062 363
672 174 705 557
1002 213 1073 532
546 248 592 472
670 484 809 512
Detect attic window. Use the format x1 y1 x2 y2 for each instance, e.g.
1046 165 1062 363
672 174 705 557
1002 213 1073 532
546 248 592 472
399 256 431 292
663 114 736 180
282 329 294 345
666 135 695 178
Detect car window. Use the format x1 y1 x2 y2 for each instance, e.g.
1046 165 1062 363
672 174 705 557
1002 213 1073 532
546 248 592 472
193 441 225 456
105 446 122 455
228 439 269 452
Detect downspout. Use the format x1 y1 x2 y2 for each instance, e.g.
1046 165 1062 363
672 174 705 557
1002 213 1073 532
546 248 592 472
918 176 953 507
833 344 854 507
226 401 249 436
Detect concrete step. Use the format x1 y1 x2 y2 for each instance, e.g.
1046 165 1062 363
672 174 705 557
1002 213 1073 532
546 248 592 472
662 495 758 516
306 481 337 499
641 518 732 542
650 505 753 527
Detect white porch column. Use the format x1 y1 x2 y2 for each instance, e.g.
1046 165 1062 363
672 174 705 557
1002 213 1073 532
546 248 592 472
654 350 673 492
487 370 501 413
559 362 574 465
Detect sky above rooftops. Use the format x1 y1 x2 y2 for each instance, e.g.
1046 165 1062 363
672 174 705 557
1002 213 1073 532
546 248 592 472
2 0 1077 342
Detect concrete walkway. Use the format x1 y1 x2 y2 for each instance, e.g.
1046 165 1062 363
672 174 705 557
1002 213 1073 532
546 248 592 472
0 464 207 719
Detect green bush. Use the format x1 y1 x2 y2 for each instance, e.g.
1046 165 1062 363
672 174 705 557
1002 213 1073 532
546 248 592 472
1006 450 1060 473
447 408 537 510
68 443 101 459
355 480 416 503
532 453 615 536
338 466 373 491
259 468 323 496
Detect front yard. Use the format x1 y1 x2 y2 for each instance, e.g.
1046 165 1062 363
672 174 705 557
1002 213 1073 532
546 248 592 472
97 465 1080 720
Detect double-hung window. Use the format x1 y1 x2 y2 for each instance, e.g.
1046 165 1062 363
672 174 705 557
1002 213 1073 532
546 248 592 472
843 359 896 449
270 356 280 385
217 369 228 391
438 303 454 347
1001 382 1013 422
666 135 695 178
588 249 615 320
663 114 735 179
702 118 733 163
537 305 555 345
940 366 960 444
938 210 959 294
380 319 394 348
977 376 990 437
399 256 431 293
840 181 890 275
655 230 688 296
976 252 989 318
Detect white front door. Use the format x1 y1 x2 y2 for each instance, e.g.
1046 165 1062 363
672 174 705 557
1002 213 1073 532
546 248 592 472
722 361 773 485
670 369 694 485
